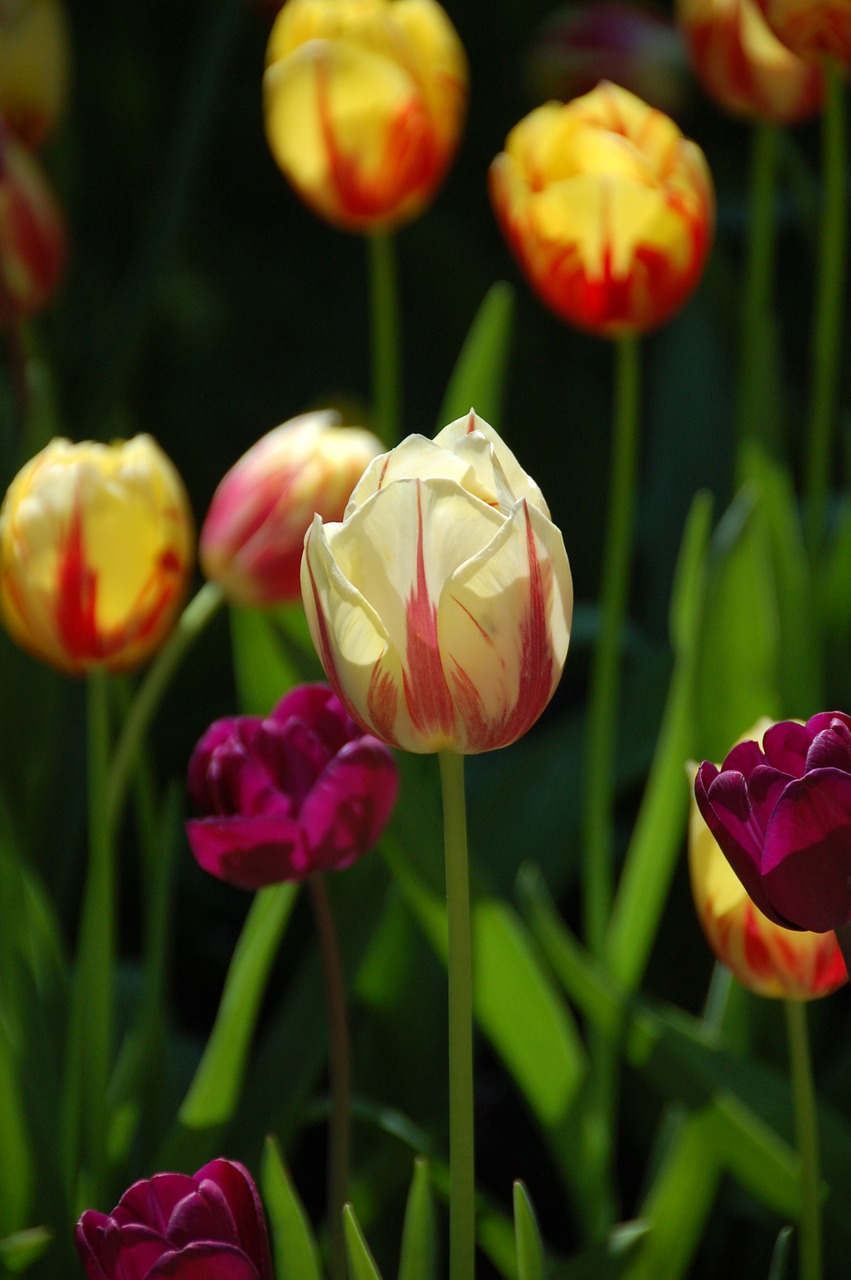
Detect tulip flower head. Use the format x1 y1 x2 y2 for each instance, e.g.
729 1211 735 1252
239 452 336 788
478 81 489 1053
757 0 851 64
0 118 65 319
694 711 851 933
0 0 71 147
489 81 715 337
200 411 384 606
186 683 398 889
75 1157 274 1280
677 0 823 122
263 0 468 232
0 434 194 675
688 741 847 999
301 411 573 754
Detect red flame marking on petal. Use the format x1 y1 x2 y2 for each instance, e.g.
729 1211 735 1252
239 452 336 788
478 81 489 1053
401 482 455 744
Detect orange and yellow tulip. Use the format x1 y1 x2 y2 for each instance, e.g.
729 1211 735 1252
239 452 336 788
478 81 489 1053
489 81 714 337
263 0 468 232
757 0 851 64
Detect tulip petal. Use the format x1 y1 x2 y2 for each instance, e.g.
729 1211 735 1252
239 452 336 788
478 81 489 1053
805 715 851 772
148 1244 260 1279
761 719 812 776
186 815 310 889
195 1162 274 1280
300 737 399 869
761 770 851 931
434 411 550 514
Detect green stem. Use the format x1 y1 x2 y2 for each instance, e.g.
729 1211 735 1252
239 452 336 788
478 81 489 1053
438 751 475 1280
104 581 224 846
309 875 351 1280
368 231 401 446
61 670 114 1208
581 333 641 957
784 1000 822 1280
804 57 846 559
736 120 780 476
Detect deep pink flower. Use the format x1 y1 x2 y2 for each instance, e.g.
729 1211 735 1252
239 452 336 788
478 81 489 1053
186 683 398 889
694 712 851 933
74 1158 273 1280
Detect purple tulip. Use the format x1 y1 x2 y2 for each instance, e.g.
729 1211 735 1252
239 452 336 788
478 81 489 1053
74 1158 274 1280
186 683 399 889
694 711 851 933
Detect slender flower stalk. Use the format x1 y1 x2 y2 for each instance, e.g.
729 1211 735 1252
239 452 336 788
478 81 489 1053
309 874 351 1280
581 334 641 956
804 56 845 559
369 231 401 446
785 999 822 1280
439 751 475 1280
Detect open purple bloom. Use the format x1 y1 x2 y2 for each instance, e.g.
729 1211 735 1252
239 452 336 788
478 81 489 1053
186 683 399 889
694 711 851 933
74 1158 273 1280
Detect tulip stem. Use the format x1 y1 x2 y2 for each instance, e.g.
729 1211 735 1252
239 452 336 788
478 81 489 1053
804 56 845 560
581 332 641 957
369 231 401 446
309 874 351 1280
784 999 822 1280
439 750 476 1280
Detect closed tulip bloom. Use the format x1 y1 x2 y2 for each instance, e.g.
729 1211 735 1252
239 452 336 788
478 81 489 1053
200 412 384 606
75 1158 274 1280
688 746 847 999
263 0 468 232
0 119 65 319
0 435 194 675
301 411 573 755
0 0 71 147
757 0 851 63
694 711 851 933
186 683 398 888
489 81 714 337
677 0 823 122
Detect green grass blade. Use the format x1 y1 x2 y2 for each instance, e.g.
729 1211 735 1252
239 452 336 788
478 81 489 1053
261 1135 322 1280
437 282 515 429
344 1204 385 1280
513 1182 545 1280
398 1158 437 1280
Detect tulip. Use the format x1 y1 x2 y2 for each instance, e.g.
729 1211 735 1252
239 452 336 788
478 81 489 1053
0 434 194 675
757 0 851 64
263 0 468 232
688 745 847 999
75 1158 274 1280
200 411 384 606
694 711 851 933
0 119 65 320
0 0 70 147
186 683 398 888
677 0 823 121
489 81 715 337
300 411 573 754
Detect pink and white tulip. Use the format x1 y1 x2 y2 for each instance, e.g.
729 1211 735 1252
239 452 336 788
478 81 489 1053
300 412 573 755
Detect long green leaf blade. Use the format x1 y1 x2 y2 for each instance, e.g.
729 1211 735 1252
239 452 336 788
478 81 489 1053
513 1182 545 1280
344 1204 385 1280
398 1158 437 1280
261 1135 322 1280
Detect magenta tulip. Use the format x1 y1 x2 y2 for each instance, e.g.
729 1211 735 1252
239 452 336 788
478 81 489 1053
694 711 851 933
74 1158 273 1280
186 683 398 889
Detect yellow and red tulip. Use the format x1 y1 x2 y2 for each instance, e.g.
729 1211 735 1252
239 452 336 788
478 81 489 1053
0 435 194 675
200 412 384 607
756 0 851 64
0 0 70 148
489 81 714 338
677 0 823 122
263 0 468 232
301 411 573 754
0 119 65 320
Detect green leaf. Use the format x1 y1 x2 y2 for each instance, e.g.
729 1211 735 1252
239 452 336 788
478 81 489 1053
513 1182 545 1280
437 282 515 429
559 1222 649 1280
767 1226 794 1280
178 883 299 1128
261 1136 322 1280
0 1226 54 1273
344 1204 385 1280
0 1021 33 1237
230 604 321 716
398 1158 437 1280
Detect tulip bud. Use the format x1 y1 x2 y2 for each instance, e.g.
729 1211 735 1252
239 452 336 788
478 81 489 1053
677 0 823 123
75 1158 275 1280
0 0 71 147
688 741 847 1000
263 0 468 232
186 683 399 888
0 119 65 320
489 81 715 338
0 434 194 675
301 411 573 755
756 0 851 64
200 411 384 606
